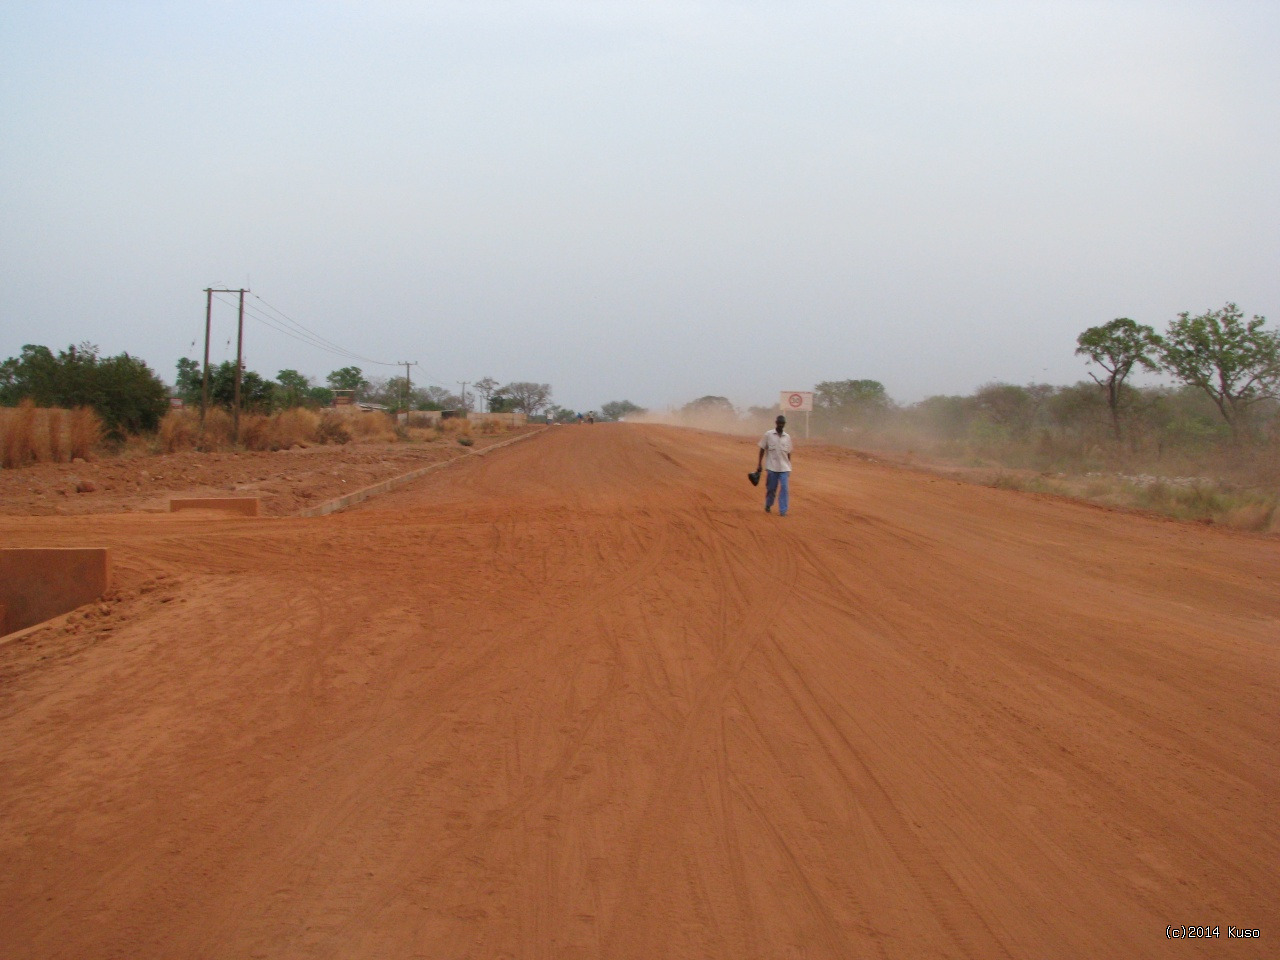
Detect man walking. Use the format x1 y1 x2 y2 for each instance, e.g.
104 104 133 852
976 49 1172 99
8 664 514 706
756 414 794 516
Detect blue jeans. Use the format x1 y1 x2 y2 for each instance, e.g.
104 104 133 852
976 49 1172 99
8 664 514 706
765 470 789 515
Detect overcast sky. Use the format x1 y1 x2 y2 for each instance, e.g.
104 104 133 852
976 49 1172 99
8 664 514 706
2 1 1277 412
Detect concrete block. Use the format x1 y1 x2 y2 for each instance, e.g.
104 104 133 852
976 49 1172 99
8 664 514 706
170 497 260 516
1 548 112 636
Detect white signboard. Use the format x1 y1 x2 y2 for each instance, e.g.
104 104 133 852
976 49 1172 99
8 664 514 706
780 391 813 413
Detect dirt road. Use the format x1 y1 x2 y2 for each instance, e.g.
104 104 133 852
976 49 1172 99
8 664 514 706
1 424 1276 959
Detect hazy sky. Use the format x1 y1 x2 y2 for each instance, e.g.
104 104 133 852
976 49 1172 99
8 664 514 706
3 1 1277 412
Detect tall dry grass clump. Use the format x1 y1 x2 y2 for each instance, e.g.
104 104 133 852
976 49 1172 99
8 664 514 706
2 402 102 467
275 407 319 448
159 409 198 453
1 400 39 468
67 406 102 461
46 408 65 462
316 411 353 445
239 413 274 451
198 407 235 449
347 410 396 442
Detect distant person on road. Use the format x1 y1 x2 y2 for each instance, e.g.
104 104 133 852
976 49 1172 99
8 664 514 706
756 415 794 516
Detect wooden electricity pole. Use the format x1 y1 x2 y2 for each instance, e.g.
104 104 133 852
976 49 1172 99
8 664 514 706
399 361 418 413
202 287 248 433
233 289 246 442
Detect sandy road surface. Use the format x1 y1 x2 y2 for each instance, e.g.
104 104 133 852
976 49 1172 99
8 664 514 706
1 424 1276 959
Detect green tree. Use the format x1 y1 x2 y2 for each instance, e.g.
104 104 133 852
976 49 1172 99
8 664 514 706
1075 317 1162 440
600 400 645 421
206 361 275 413
175 357 203 406
275 369 312 408
813 380 891 434
681 395 735 416
1 343 168 436
500 382 552 416
1159 303 1280 436
326 366 368 396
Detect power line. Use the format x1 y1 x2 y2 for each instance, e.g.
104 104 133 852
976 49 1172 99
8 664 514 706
210 292 399 368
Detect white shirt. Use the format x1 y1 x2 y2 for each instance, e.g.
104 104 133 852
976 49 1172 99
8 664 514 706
759 428 793 472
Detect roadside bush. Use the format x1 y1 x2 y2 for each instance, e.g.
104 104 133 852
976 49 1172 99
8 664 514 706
68 406 101 460
347 411 396 442
275 408 319 448
1 402 106 467
316 412 352 445
239 414 274 451
199 407 235 450
1 399 38 468
159 409 198 453
46 408 64 462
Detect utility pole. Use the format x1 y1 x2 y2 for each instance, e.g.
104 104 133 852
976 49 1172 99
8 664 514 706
398 362 418 413
458 381 469 414
202 287 248 433
233 288 246 442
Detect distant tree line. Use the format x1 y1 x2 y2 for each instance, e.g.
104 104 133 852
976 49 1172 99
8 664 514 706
672 303 1278 475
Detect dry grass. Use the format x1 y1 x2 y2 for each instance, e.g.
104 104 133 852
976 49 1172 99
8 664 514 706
46 408 65 462
2 402 104 468
987 470 1278 533
439 417 472 435
275 408 320 448
159 409 198 453
3 403 524 467
68 407 102 461
347 411 396 443
316 412 353 445
200 408 236 450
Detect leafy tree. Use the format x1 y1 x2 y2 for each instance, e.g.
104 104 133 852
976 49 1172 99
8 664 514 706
307 385 335 407
682 395 735 416
1 342 168 436
1159 303 1280 435
545 404 576 423
814 380 890 429
275 369 312 408
175 357 203 405
488 393 511 413
600 400 645 421
417 384 461 411
205 361 275 413
501 382 552 416
326 366 368 396
1075 317 1162 440
972 382 1042 438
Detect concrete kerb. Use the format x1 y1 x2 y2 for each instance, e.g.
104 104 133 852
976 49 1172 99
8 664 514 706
297 427 548 518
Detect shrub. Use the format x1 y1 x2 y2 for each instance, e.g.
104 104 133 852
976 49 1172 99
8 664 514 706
68 406 102 461
316 412 352 445
159 409 198 453
348 410 395 442
46 408 64 462
274 408 319 448
239 413 275 451
198 407 235 450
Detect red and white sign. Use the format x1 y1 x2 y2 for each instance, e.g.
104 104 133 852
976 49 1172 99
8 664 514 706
780 391 813 412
